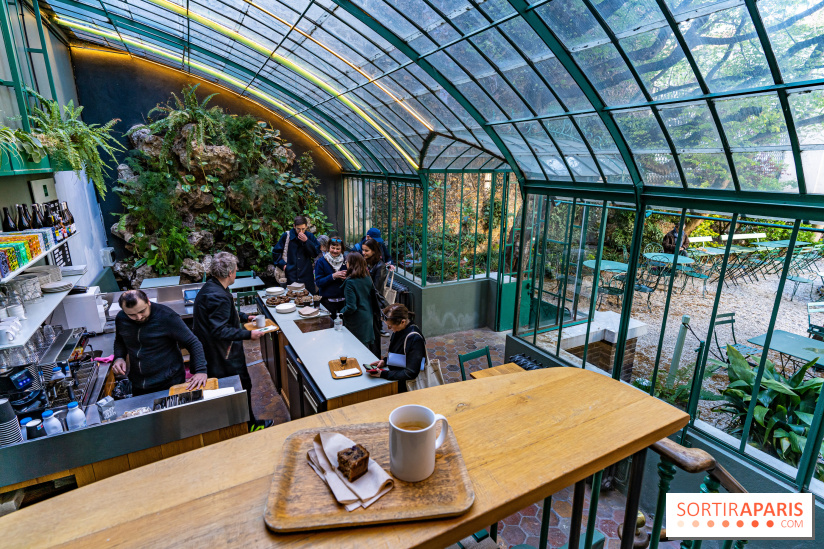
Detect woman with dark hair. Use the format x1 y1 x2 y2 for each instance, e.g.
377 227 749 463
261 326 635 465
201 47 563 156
362 238 389 354
367 304 424 393
314 236 347 319
339 252 374 349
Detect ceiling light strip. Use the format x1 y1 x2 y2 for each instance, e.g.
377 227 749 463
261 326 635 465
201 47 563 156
56 16 362 169
146 0 418 169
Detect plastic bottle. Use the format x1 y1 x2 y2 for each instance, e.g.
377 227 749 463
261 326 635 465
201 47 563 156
41 410 64 435
19 417 32 441
65 401 86 431
51 366 66 383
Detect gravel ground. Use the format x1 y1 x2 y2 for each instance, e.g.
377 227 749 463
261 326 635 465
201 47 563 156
536 264 824 431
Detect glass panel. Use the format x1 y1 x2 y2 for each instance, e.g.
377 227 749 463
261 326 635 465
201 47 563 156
789 89 824 146
801 151 824 194
504 65 564 117
679 6 772 93
534 57 594 112
471 29 524 72
759 0 824 83
613 108 670 153
658 102 723 151
621 26 701 100
574 114 619 152
535 0 609 50
496 124 543 179
635 153 680 187
573 43 645 106
733 152 797 192
680 153 734 189
517 121 572 181
593 0 664 35
477 73 531 120
715 94 790 148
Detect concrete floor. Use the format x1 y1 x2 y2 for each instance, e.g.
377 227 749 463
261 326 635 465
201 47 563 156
241 328 675 549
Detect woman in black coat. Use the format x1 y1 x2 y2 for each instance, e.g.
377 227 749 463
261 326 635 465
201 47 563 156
362 239 388 355
367 304 424 393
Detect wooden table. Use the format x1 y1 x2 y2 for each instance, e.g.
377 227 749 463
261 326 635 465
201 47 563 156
1 369 688 549
470 362 524 379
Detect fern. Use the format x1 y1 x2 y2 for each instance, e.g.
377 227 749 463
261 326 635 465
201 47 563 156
28 89 123 198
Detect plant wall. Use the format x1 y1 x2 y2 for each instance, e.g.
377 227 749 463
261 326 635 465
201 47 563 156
111 85 329 287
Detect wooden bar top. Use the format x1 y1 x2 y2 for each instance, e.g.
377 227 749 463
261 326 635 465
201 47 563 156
1 368 688 549
470 362 524 379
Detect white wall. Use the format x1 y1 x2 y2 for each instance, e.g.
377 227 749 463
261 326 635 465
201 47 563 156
54 169 107 286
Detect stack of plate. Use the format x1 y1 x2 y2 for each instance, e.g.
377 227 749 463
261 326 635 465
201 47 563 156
275 303 296 314
287 282 305 292
265 287 285 296
298 306 319 318
0 398 22 447
61 264 87 276
41 280 73 293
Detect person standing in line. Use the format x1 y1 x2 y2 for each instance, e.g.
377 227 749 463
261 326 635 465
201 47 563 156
339 252 374 349
314 236 347 319
353 227 393 266
272 215 321 291
113 290 208 395
362 238 389 355
192 252 272 431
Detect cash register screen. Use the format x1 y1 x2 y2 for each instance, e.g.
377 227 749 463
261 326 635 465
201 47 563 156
183 289 200 305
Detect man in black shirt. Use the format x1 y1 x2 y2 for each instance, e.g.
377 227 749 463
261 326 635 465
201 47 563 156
113 290 208 395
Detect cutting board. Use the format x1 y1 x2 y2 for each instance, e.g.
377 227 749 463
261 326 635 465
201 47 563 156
328 357 363 379
168 377 219 395
264 422 474 533
244 318 278 331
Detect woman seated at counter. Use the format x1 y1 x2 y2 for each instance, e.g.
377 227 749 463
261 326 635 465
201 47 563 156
192 252 272 431
368 304 424 393
339 252 374 350
314 237 347 319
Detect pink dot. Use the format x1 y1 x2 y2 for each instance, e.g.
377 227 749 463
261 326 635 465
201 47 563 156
737 520 744 527
767 520 774 527
692 520 700 527
708 520 715 527
752 520 759 527
723 520 730 527
677 520 685 527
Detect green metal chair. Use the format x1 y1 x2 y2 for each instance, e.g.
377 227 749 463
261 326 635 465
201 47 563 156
234 290 259 317
807 302 824 340
458 346 493 381
787 248 817 301
236 270 254 278
632 264 665 313
712 312 761 362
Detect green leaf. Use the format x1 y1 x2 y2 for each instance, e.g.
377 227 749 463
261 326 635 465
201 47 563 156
754 405 769 427
779 437 791 454
760 378 799 399
794 411 815 426
233 223 244 231
788 432 806 454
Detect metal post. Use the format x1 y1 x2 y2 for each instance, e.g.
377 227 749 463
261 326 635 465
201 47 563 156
512 194 531 336
556 198 577 357
440 173 447 283
538 495 552 549
571 202 589 321
613 201 647 381
621 449 648 549
649 459 676 549
663 315 690 392
582 201 609 368
568 480 587 549
795 374 824 490
420 172 429 286
533 197 552 346
583 470 603 549
681 340 706 444
31 0 57 101
486 171 498 276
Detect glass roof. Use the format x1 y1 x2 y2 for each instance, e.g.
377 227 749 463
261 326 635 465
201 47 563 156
45 0 824 194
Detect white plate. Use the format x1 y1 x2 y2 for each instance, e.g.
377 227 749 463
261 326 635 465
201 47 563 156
265 287 285 296
275 303 296 314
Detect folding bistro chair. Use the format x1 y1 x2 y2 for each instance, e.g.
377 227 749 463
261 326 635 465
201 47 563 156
458 346 493 381
712 312 761 363
807 302 824 340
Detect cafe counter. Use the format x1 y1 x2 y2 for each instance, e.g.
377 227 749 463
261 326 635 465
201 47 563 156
256 291 396 420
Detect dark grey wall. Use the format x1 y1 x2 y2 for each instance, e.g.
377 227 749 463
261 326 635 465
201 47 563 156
69 49 341 259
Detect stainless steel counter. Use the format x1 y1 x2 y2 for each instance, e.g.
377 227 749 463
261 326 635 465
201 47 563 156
0 375 248 488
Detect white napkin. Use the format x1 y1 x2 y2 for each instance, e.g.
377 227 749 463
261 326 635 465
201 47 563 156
307 432 393 511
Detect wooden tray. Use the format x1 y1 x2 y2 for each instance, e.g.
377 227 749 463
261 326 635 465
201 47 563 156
243 318 278 331
168 377 219 395
328 357 363 379
264 423 474 533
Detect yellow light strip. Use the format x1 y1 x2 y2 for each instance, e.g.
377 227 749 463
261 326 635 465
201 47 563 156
57 17 363 170
145 0 419 169
242 0 433 132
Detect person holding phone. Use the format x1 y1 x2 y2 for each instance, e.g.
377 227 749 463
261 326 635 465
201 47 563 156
314 236 347 319
367 304 424 393
272 215 321 291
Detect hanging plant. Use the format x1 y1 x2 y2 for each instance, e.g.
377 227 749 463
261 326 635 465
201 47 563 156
0 125 48 164
28 89 124 198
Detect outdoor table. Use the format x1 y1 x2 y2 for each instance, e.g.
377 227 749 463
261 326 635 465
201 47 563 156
748 330 824 373
1 369 688 549
582 259 628 273
139 276 181 288
228 276 265 290
470 362 524 379
753 240 809 249
643 252 694 265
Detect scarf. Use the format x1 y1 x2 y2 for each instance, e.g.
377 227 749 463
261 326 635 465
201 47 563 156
325 251 345 271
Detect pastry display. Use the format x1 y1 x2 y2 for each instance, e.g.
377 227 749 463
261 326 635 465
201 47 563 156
286 289 309 298
266 295 291 306
337 444 369 482
295 295 313 305
312 294 322 304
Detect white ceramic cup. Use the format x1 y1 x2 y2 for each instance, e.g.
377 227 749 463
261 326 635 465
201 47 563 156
389 404 449 482
0 326 17 343
256 315 266 328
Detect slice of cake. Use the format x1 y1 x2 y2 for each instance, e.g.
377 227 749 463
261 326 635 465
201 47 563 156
337 444 369 482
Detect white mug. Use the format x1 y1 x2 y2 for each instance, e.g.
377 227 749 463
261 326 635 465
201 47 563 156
389 404 449 482
256 315 266 328
0 326 17 343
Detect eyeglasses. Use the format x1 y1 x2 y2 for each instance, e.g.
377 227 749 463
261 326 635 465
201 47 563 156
330 238 343 244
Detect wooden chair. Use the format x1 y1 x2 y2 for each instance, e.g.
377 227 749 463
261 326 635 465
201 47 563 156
712 312 761 362
458 346 493 381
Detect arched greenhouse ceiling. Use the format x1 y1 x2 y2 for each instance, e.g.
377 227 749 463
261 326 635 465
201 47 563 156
41 0 824 204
